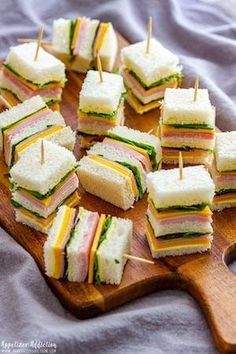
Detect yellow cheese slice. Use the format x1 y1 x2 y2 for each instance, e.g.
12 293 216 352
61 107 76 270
3 66 64 90
88 214 106 283
148 198 212 220
88 155 138 198
127 90 161 114
214 192 236 204
64 190 80 208
14 125 64 162
93 23 109 54
18 207 55 227
146 219 211 252
71 18 82 49
52 206 75 278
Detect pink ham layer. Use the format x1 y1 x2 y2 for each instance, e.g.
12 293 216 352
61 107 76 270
103 137 151 172
4 109 52 165
156 215 212 225
72 211 99 282
123 69 174 104
2 70 62 99
73 18 90 56
14 173 79 218
211 160 236 187
162 132 214 139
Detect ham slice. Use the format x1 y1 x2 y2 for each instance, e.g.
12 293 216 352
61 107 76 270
1 70 62 100
67 210 99 282
12 172 79 218
211 160 236 190
123 69 178 104
103 137 151 172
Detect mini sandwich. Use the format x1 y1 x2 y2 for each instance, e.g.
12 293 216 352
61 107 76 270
66 207 99 282
10 140 80 233
146 165 215 258
108 125 162 170
160 88 215 165
0 96 75 166
44 205 76 279
77 70 126 135
121 39 182 114
210 132 236 210
52 17 117 73
88 214 132 285
0 42 66 106
87 140 146 198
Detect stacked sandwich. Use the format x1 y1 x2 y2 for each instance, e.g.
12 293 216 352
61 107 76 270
121 39 182 114
9 140 80 233
78 126 162 210
44 205 132 285
0 96 75 167
0 43 66 107
160 88 215 165
146 165 215 258
77 70 126 135
210 132 236 210
52 17 117 73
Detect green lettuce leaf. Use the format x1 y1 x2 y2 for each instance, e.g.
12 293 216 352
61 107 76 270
156 202 209 212
158 232 209 240
215 188 236 196
166 123 214 130
117 161 144 198
129 71 183 89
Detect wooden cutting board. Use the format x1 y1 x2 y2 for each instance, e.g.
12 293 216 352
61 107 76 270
0 33 236 354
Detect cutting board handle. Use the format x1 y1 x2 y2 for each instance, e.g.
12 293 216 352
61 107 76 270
178 252 236 354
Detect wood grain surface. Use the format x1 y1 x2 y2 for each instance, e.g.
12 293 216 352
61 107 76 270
0 33 235 354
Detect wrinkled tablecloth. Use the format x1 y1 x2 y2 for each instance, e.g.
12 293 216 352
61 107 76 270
1 1 236 353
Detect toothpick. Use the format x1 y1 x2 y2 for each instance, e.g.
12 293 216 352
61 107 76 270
18 38 51 44
147 129 153 134
0 95 12 109
193 74 199 102
145 16 152 54
96 53 103 82
179 151 183 180
124 254 154 265
34 25 44 61
40 140 45 165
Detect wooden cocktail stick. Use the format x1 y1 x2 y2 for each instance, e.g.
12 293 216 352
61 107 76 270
124 254 154 265
193 74 199 102
34 25 44 61
0 95 12 109
40 140 45 165
97 53 103 82
145 16 152 54
179 151 183 180
18 38 51 44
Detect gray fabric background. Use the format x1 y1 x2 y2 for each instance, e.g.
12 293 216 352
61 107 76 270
1 1 236 353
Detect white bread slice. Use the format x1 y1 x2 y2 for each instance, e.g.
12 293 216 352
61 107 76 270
162 88 215 126
15 208 54 234
79 70 125 114
215 132 236 172
121 39 180 87
52 18 72 55
0 95 46 150
77 156 135 210
97 217 132 285
5 43 66 84
147 165 215 209
147 208 213 236
99 23 118 72
88 141 146 195
10 140 77 195
45 126 75 151
108 125 162 166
